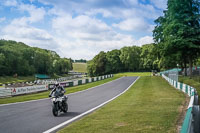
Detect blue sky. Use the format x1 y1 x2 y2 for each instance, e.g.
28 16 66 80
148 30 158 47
0 0 167 59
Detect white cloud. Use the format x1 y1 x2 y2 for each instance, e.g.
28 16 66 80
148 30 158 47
0 0 161 59
51 14 154 59
4 0 17 7
0 17 6 23
1 18 59 50
18 4 46 23
40 0 161 20
150 0 167 10
85 8 113 18
55 33 136 59
52 15 111 40
50 14 137 59
1 3 49 50
29 0 36 3
134 36 154 46
113 18 149 32
123 0 138 6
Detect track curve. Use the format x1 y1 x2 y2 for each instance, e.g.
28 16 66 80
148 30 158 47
0 76 137 133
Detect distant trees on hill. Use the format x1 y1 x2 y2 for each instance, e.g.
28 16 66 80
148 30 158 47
87 44 160 76
0 40 73 76
72 59 87 63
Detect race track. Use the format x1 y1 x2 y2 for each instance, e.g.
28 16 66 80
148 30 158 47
0 76 138 133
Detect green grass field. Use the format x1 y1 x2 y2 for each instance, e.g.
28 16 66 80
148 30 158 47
0 76 120 104
115 72 151 77
58 76 186 133
0 76 35 84
73 63 87 73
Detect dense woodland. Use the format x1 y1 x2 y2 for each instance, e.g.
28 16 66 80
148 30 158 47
0 40 73 76
87 44 160 76
88 0 200 76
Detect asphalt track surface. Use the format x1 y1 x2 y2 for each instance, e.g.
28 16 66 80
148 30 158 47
0 76 138 133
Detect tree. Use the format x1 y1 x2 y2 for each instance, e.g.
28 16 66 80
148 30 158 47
153 0 200 75
0 53 6 76
87 44 160 76
106 49 123 73
120 46 141 71
0 39 72 76
87 51 107 76
140 44 159 71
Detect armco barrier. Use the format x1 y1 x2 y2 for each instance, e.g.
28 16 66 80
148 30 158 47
78 80 82 85
48 84 55 89
0 88 12 97
0 85 47 97
11 85 48 96
82 79 86 84
68 82 73 87
0 74 113 97
161 74 199 133
60 82 69 88
73 80 78 86
88 78 92 83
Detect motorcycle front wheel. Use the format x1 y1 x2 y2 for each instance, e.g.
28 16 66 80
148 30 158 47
63 102 68 113
52 104 58 116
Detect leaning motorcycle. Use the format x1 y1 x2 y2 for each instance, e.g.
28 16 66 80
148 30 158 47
50 91 68 116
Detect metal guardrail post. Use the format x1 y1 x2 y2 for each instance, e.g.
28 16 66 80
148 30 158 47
193 105 200 133
181 107 193 133
194 95 198 105
188 114 194 133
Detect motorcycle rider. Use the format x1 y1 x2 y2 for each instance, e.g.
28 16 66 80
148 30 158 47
49 82 66 98
49 82 68 116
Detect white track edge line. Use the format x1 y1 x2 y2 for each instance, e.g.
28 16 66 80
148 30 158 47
43 76 140 133
0 77 124 107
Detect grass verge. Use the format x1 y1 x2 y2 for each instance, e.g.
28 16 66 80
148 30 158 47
115 72 151 77
179 76 200 92
0 76 35 84
179 76 200 102
0 76 120 104
73 63 87 73
58 76 186 133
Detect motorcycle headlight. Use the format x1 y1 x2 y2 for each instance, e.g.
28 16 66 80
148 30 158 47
52 98 56 102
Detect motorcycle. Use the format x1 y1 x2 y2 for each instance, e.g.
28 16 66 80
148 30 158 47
50 91 68 116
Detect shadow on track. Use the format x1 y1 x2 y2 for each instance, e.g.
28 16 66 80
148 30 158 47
58 112 81 117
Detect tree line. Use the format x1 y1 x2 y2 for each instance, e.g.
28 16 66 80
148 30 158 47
72 59 87 63
87 44 160 76
0 40 73 76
